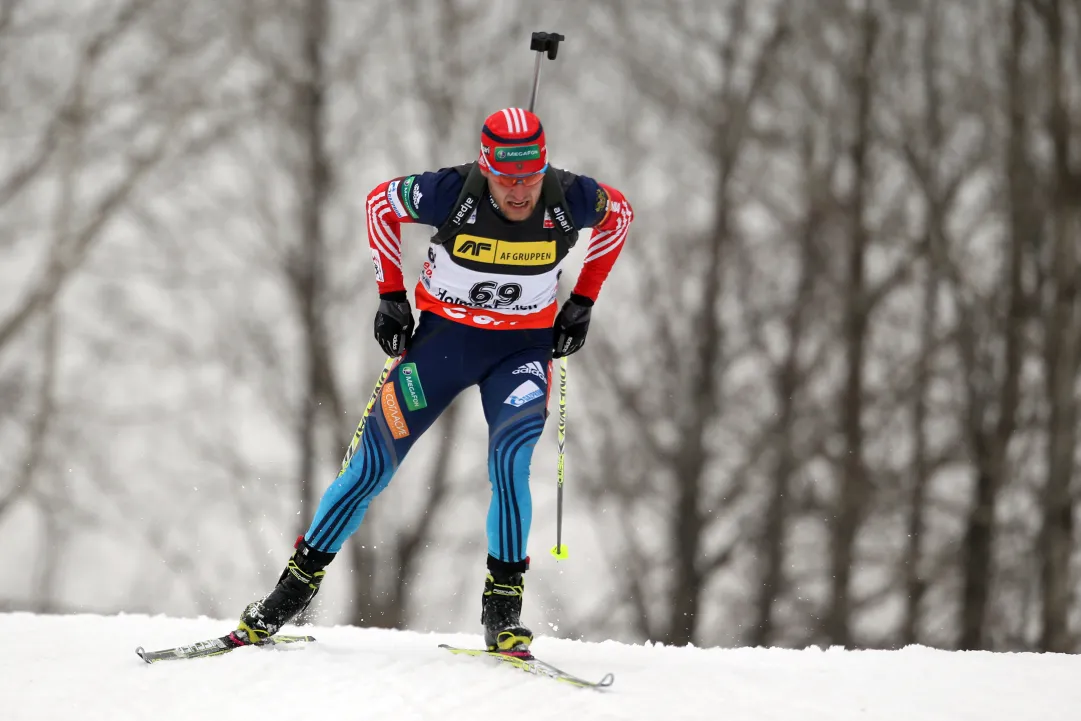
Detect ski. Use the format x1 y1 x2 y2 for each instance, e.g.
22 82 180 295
136 633 315 663
439 644 614 689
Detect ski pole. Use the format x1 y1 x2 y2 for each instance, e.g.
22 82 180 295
527 31 564 114
550 355 570 560
337 355 397 477
525 30 571 561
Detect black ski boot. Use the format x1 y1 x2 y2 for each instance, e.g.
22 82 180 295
235 536 335 644
481 556 533 653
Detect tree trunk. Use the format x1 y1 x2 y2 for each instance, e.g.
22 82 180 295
901 7 943 647
666 125 728 649
752 138 819 647
1039 207 1079 652
826 5 875 648
959 0 1029 650
1037 0 1079 652
293 0 333 532
902 239 936 647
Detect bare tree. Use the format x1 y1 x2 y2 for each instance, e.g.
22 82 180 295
822 3 877 648
950 0 1032 651
896 0 951 647
0 0 269 613
0 1 152 353
1034 0 1081 653
749 124 829 648
571 0 790 647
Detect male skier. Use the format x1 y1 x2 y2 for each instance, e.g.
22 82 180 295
233 107 633 653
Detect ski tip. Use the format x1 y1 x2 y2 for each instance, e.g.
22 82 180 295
597 672 615 688
135 647 150 664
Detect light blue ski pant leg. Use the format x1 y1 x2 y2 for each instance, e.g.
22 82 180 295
480 353 551 563
304 421 397 553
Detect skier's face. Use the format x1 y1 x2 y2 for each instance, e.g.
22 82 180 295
482 166 545 221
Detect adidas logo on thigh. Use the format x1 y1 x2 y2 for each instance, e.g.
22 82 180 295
512 361 547 383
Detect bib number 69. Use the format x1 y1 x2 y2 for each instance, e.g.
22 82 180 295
469 281 522 308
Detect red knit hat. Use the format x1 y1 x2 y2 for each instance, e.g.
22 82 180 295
479 108 548 175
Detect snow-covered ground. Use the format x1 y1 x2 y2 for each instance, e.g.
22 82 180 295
3 612 1079 721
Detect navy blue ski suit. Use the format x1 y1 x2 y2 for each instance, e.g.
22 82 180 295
303 161 633 564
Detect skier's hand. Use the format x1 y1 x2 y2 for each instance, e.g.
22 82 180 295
373 292 415 357
552 294 593 358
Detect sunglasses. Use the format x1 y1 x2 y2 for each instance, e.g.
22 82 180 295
487 162 548 188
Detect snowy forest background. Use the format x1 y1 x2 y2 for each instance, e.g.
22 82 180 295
2 0 1081 653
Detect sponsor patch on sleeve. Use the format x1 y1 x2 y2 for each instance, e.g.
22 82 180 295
370 247 384 282
386 179 408 219
401 175 421 220
595 186 609 213
595 186 611 225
